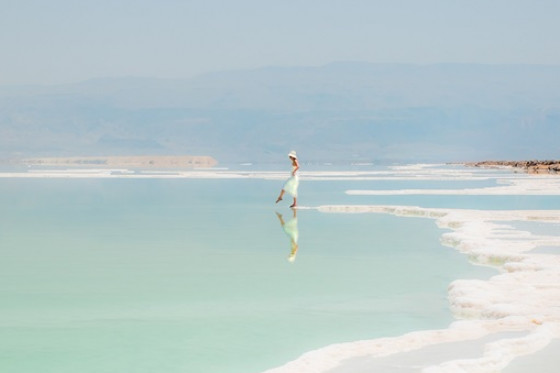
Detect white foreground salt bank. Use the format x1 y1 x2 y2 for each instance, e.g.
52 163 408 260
262 205 560 373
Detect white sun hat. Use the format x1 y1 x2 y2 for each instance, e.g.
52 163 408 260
288 150 297 159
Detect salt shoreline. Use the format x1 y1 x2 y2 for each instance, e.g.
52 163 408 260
263 205 560 373
329 337 560 373
5 155 218 168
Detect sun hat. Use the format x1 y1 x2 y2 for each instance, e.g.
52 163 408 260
288 150 297 159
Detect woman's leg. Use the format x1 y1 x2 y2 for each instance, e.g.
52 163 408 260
276 189 285 203
290 197 297 208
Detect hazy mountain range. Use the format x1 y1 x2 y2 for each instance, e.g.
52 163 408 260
1 62 559 164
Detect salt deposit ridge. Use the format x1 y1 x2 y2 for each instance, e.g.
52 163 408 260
0 163 536 181
262 205 560 373
347 177 560 195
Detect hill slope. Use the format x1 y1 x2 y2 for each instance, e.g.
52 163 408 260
1 63 559 163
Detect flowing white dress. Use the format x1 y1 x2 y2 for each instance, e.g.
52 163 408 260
283 170 299 197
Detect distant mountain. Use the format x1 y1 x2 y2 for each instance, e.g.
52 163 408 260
1 63 559 164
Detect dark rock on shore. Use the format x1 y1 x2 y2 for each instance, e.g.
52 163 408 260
465 160 560 174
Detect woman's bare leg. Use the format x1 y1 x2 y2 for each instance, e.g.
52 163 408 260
290 197 297 208
276 189 285 203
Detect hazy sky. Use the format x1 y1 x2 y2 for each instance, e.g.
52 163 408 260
2 0 559 85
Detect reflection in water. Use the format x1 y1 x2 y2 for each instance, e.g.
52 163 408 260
275 210 299 262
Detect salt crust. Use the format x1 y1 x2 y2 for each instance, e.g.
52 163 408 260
262 205 560 373
0 166 512 181
347 176 560 195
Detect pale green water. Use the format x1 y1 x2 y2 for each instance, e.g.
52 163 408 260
0 173 495 373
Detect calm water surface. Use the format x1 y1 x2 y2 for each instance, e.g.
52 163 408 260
1 173 499 373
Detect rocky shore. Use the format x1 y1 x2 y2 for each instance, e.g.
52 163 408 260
465 160 560 174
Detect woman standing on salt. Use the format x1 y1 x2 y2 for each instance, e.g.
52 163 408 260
276 150 299 208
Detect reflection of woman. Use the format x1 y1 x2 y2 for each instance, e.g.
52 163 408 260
276 150 299 208
276 210 299 262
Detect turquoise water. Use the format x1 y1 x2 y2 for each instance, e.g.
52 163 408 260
1 173 497 373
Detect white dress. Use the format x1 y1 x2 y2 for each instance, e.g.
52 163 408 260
283 170 299 197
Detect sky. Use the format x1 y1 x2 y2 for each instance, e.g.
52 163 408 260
1 0 559 85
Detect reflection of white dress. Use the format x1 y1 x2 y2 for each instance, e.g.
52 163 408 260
282 217 299 243
283 175 299 197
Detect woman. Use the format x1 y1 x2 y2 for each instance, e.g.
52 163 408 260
276 150 299 208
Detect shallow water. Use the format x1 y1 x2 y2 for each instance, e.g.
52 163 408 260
1 164 552 373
